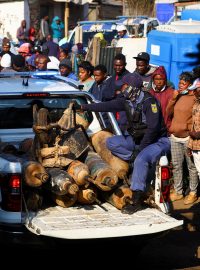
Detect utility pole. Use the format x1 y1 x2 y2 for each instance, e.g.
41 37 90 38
65 1 69 38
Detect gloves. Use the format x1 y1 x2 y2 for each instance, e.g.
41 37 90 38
72 100 82 111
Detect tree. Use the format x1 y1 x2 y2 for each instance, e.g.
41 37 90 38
123 0 155 17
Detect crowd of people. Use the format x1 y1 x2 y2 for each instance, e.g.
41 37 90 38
72 52 200 214
0 17 200 214
0 16 86 78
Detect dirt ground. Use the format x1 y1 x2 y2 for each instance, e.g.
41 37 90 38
136 198 200 269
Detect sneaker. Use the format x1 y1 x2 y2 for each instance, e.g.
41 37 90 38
170 192 183 202
184 192 197 205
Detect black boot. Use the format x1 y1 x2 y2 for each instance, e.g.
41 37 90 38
121 190 145 214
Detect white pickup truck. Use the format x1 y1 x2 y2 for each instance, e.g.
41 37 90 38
0 72 182 245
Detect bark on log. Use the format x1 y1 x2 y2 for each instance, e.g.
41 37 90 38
23 161 49 187
101 185 133 210
67 160 91 186
85 151 118 191
91 130 129 180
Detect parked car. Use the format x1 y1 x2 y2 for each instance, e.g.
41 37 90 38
0 71 182 247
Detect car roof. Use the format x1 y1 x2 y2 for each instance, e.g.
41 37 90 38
0 72 80 95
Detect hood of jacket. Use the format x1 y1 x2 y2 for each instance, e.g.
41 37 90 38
53 16 61 22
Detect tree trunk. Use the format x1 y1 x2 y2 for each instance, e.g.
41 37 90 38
123 0 155 17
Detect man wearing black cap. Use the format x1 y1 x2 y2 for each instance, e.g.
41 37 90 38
133 52 157 91
73 72 170 214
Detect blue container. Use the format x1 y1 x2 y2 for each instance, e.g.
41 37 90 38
156 3 174 24
147 30 200 89
181 9 200 21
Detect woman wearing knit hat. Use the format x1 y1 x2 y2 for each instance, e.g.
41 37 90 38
18 43 32 61
149 66 174 132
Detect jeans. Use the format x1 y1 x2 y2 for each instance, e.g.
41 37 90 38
106 135 171 191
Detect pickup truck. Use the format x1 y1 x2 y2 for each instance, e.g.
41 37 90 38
0 72 183 245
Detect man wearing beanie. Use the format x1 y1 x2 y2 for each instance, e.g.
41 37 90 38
59 59 78 80
12 54 26 72
149 66 174 133
0 39 15 60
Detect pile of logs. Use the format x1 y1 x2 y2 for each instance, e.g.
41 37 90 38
1 101 133 211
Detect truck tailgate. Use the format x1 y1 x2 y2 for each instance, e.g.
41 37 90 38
25 203 183 239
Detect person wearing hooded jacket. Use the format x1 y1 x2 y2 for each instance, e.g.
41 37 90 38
133 52 175 92
149 66 174 133
73 72 169 214
133 52 157 91
51 16 64 44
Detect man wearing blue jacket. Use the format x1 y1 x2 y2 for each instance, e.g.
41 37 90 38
51 16 64 44
74 72 170 214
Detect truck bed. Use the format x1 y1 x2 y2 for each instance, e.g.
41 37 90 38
26 203 183 239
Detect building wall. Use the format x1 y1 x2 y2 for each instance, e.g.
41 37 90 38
99 4 122 19
0 1 25 42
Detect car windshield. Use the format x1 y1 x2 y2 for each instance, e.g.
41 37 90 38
0 96 92 129
82 30 117 48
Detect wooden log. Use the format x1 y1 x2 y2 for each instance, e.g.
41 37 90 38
33 107 51 145
76 112 89 130
67 160 91 186
42 156 73 168
101 185 133 210
91 130 129 180
52 193 77 208
77 186 98 204
46 168 79 196
23 161 49 187
85 151 118 191
40 145 70 158
57 102 75 130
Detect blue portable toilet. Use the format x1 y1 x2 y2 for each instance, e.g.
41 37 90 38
181 9 200 21
147 22 200 89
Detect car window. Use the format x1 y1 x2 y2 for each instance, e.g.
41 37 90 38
0 96 93 129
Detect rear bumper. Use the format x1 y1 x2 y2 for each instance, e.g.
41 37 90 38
0 223 56 248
